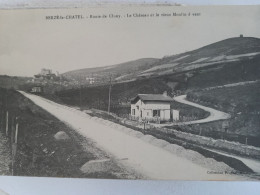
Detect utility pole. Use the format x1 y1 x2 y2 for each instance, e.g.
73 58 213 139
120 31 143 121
79 85 82 110
5 111 8 136
108 75 112 113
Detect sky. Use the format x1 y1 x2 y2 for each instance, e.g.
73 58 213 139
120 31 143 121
0 5 259 77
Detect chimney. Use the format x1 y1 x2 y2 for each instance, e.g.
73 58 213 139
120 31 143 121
240 34 243 38
163 91 168 97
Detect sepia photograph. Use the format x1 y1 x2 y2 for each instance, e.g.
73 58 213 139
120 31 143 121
0 5 259 181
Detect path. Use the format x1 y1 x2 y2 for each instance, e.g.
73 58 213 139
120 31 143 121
18 91 245 180
203 80 259 91
173 95 231 125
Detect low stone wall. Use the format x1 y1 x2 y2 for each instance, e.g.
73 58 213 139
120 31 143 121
159 127 260 159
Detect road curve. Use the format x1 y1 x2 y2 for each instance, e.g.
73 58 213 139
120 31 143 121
173 95 231 125
18 91 242 180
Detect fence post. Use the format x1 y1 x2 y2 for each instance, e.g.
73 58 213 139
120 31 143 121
0 109 2 132
1 110 4 133
15 118 19 144
12 142 17 176
11 117 19 176
5 111 8 136
11 116 14 144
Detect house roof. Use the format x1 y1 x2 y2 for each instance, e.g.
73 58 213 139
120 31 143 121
131 94 173 103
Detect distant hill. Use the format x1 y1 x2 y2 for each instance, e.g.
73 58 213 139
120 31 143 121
62 58 159 84
62 37 260 84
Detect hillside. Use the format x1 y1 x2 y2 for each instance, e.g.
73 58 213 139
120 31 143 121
62 58 159 84
185 81 260 145
138 37 260 78
62 37 260 84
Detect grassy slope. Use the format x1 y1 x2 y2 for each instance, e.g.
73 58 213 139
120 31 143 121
186 56 260 90
187 82 260 137
62 37 260 83
151 37 260 72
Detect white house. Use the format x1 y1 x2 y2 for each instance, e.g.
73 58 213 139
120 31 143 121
172 109 180 121
31 86 43 93
40 68 52 76
130 92 173 122
86 77 95 84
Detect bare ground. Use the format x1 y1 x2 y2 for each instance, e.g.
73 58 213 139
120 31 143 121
0 133 11 175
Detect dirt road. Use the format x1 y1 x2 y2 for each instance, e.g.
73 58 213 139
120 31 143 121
173 95 231 125
19 91 246 180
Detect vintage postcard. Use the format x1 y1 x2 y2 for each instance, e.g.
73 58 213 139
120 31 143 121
0 5 259 181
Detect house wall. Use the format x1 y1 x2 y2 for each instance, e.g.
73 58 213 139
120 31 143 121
41 69 52 75
131 100 171 121
160 109 170 121
131 99 142 119
31 87 42 93
172 109 180 121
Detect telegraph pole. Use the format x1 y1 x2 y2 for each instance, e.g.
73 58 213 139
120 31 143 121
79 85 82 110
108 75 112 113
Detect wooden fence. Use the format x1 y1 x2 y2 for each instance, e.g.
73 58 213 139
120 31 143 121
0 109 19 175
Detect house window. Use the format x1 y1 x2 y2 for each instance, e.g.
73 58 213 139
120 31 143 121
136 106 139 110
132 109 135 115
153 110 160 117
